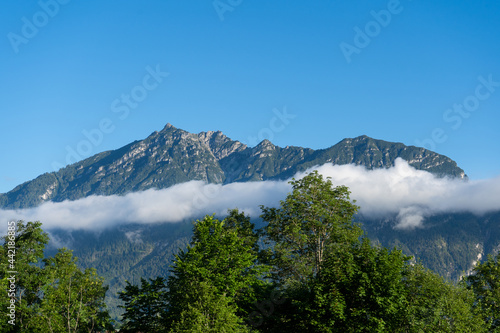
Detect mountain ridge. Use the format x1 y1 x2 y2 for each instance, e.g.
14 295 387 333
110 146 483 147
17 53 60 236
0 123 465 209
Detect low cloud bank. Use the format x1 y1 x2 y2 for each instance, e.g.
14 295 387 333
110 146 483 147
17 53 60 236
302 159 500 229
0 181 289 231
1 158 499 231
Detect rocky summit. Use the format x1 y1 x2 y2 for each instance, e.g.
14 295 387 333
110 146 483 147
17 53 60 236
0 123 465 209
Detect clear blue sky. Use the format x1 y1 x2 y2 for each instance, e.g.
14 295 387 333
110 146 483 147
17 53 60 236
1 0 499 194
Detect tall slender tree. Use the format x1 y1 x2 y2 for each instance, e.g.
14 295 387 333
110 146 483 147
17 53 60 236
261 170 362 287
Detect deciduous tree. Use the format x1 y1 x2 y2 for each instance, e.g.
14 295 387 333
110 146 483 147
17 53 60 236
0 221 113 332
166 213 267 331
261 170 362 287
465 253 500 332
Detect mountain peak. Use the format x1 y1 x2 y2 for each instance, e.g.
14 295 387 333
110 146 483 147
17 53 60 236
343 135 372 143
197 130 246 160
198 130 224 140
0 124 466 209
161 123 176 131
256 139 274 147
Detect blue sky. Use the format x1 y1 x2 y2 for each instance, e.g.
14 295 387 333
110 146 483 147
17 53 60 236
1 0 499 194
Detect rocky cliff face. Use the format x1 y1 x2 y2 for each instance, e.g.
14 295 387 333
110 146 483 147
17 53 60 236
0 124 465 209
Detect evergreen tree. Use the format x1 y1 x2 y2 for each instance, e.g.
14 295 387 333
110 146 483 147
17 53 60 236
119 277 168 333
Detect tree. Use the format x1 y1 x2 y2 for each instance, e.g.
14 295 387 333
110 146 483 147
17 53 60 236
168 281 248 333
0 221 50 332
303 239 410 332
465 253 500 332
40 248 113 333
261 170 362 287
258 171 364 330
119 277 168 333
0 221 113 332
166 213 267 331
223 208 260 257
258 171 486 332
401 264 486 333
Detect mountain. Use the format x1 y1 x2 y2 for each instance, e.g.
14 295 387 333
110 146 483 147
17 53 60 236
361 211 500 280
2 123 485 322
0 123 465 209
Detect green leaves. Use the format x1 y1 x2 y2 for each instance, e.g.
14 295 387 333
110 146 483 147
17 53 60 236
466 253 500 332
300 240 410 332
258 170 489 332
401 264 487 332
113 170 494 331
166 213 268 331
40 249 112 332
261 170 362 287
168 281 249 333
0 221 113 332
119 277 168 333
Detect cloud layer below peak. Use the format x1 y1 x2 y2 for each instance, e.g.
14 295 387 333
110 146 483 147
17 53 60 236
1 158 499 231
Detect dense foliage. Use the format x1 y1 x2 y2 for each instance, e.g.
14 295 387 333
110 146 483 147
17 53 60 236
116 171 498 332
2 171 498 331
118 277 168 333
0 221 113 332
465 253 500 332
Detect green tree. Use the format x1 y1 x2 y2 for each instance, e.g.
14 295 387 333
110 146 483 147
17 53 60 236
40 248 113 333
0 221 50 332
258 171 486 332
223 208 260 257
261 170 362 288
119 277 168 333
166 213 267 331
303 239 410 332
169 281 249 333
465 253 500 332
401 264 486 333
0 221 113 332
258 171 363 330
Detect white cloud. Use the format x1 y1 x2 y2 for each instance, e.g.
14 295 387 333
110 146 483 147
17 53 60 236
299 158 500 228
0 158 499 231
395 207 426 230
0 180 289 231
